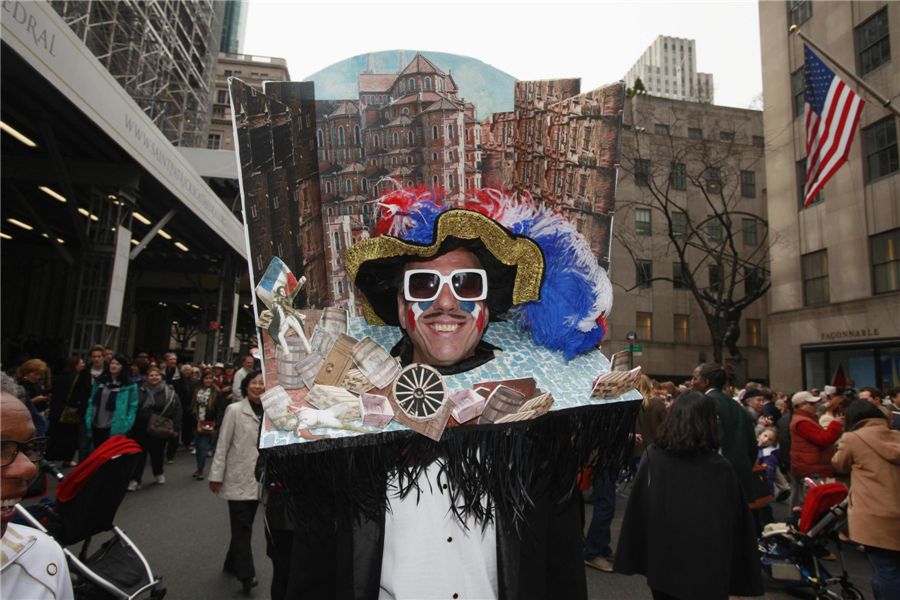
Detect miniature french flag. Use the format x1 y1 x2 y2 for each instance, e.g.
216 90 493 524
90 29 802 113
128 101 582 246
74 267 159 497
257 257 299 300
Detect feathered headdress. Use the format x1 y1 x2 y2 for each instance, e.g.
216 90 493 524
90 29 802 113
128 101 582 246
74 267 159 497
346 184 612 360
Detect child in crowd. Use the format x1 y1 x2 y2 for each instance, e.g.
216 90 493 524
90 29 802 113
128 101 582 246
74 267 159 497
757 426 781 526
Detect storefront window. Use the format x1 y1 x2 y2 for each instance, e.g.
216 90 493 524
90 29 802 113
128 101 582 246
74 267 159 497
880 347 900 389
829 348 876 389
804 351 826 390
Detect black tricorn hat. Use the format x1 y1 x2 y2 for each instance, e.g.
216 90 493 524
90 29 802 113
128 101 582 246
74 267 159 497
344 209 545 327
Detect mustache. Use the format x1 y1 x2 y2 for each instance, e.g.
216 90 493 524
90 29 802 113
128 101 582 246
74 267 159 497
421 311 469 321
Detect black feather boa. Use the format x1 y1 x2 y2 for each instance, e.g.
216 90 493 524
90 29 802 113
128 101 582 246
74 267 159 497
262 400 641 529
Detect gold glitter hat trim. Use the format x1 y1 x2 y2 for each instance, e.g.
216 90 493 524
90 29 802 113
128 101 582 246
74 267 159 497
345 209 545 326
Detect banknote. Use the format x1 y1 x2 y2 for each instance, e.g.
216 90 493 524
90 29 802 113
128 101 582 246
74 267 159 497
305 384 361 421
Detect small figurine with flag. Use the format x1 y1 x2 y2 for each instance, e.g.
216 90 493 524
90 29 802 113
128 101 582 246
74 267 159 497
255 257 312 354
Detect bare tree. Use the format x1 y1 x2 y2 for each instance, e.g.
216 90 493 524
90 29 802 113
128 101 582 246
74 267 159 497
614 98 770 365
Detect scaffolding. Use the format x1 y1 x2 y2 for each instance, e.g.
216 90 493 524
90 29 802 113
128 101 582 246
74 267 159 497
49 0 223 148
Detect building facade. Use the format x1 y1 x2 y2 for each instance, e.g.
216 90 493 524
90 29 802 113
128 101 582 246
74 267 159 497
220 0 247 54
49 0 223 148
607 94 768 383
759 1 900 392
208 53 291 152
314 53 484 313
625 35 715 104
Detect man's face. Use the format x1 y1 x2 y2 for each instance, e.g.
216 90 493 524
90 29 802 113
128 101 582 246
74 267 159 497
691 367 707 392
748 396 764 412
90 351 104 369
182 365 193 377
103 349 113 363
859 391 877 405
242 357 254 370
165 355 177 369
1 394 38 537
397 248 489 367
798 401 819 415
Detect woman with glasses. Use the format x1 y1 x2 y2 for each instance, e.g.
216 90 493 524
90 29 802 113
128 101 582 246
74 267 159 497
85 354 138 450
0 372 73 599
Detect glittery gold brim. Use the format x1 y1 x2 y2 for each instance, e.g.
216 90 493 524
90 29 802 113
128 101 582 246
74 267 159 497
345 210 544 326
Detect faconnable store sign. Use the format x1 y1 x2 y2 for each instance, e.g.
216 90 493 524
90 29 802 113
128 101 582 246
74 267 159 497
0 0 247 257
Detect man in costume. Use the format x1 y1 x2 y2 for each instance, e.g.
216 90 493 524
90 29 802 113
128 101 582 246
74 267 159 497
276 188 635 600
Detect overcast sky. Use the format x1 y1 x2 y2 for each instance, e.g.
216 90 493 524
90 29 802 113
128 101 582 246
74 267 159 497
243 1 763 110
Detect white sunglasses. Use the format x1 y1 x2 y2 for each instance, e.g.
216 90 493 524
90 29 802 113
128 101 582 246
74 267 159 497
403 269 488 302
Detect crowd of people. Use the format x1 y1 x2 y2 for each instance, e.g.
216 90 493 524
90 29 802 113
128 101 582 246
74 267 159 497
582 364 900 600
3 342 900 598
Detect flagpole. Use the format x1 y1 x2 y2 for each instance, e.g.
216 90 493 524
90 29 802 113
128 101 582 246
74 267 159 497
791 25 900 119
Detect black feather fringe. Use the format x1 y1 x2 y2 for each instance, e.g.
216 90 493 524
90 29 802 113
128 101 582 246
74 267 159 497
263 400 642 530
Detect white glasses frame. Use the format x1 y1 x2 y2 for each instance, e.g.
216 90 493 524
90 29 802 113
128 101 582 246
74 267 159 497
403 269 488 302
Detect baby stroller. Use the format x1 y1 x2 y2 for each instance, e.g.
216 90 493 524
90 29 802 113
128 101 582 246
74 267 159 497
14 435 167 599
758 481 863 599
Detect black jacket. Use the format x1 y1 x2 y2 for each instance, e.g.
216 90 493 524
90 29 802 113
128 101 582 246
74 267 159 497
135 384 182 433
285 476 588 600
615 446 763 600
191 386 224 431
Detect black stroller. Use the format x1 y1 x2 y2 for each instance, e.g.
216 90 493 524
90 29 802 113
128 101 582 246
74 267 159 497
15 435 167 599
758 481 863 599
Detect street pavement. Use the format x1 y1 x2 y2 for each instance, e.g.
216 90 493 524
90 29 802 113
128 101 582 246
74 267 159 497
33 446 876 600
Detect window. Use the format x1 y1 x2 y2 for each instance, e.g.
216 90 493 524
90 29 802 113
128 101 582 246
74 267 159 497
688 127 703 140
672 211 688 239
635 208 652 236
797 159 823 207
217 90 227 104
872 228 900 294
753 135 765 148
673 263 688 289
354 125 361 144
670 163 686 190
408 78 416 91
654 123 670 136
448 151 453 161
432 125 439 139
582 126 592 150
424 77 431 90
635 159 651 186
802 250 829 305
432 175 439 187
447 124 454 139
856 8 890 76
448 174 454 189
207 134 221 150
862 117 898 182
791 68 805 119
407 131 414 145
705 167 722 193
719 131 735 142
746 319 761 347
744 267 765 295
742 218 758 246
636 312 652 341
674 314 690 343
392 132 399 145
578 175 588 197
346 179 353 194
741 170 756 197
333 230 341 251
337 280 344 297
224 70 232 77
709 265 723 292
325 181 332 194
432 152 438 161
636 260 653 289
707 216 724 242
788 0 812 28
338 126 345 146
406 156 413 164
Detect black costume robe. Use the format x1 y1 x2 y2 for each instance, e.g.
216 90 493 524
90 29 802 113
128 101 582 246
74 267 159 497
614 446 763 600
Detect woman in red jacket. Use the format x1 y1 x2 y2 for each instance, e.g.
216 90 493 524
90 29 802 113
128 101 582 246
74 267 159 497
789 391 843 509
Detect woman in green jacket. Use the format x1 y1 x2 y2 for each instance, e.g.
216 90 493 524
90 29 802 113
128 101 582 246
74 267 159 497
85 353 138 448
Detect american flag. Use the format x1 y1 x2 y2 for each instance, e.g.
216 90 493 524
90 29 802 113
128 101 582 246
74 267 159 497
802 45 865 208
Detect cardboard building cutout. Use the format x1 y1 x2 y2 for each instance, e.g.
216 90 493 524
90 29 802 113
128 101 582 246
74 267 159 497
229 51 641 524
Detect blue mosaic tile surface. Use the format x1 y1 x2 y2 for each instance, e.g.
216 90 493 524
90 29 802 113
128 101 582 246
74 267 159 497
260 318 641 449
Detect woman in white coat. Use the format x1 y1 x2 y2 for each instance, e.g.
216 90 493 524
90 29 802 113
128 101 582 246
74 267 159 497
209 370 264 593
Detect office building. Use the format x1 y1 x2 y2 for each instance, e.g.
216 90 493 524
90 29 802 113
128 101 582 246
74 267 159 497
625 35 715 104
759 1 899 391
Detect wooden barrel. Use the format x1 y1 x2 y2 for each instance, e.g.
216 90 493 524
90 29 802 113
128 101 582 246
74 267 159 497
479 386 526 424
275 336 307 389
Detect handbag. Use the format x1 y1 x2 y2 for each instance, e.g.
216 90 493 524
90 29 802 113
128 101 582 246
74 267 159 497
748 463 774 509
147 388 176 439
59 376 81 425
198 420 216 433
